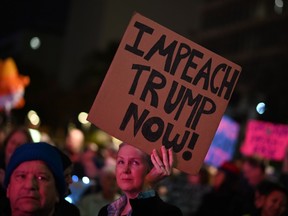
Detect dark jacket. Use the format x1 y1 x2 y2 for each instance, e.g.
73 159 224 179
0 197 80 216
54 199 81 216
98 194 183 216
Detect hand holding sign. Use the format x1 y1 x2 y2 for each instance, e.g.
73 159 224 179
88 12 241 174
145 146 174 187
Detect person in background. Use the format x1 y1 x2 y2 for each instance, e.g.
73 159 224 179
98 143 183 216
158 166 212 216
4 142 66 216
64 128 85 163
64 128 86 178
80 143 104 179
2 126 33 166
247 180 288 216
0 126 33 216
54 147 81 216
196 161 244 216
240 156 268 215
76 165 120 216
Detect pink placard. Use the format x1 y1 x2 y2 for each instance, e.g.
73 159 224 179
241 120 288 160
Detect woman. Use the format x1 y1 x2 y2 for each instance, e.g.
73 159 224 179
98 143 183 216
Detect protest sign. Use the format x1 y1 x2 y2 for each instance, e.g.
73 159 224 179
205 115 240 167
241 120 288 161
88 12 241 174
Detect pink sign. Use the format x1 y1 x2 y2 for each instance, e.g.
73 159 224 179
241 120 288 161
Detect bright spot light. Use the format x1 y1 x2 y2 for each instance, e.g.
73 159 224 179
29 128 41 142
27 110 36 118
256 102 266 114
65 196 73 203
275 0 283 8
82 176 90 184
78 112 90 124
266 165 275 176
72 175 79 182
27 110 40 126
274 0 283 14
30 37 41 50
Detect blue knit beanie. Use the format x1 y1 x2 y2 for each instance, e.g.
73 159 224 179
4 142 66 198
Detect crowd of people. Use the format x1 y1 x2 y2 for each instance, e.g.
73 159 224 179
0 124 287 216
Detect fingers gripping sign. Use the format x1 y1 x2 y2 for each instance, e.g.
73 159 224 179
145 146 174 188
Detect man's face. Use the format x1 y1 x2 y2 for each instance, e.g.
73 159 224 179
6 160 59 215
262 191 287 216
242 162 264 187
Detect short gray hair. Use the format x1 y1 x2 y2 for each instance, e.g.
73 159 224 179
118 143 153 173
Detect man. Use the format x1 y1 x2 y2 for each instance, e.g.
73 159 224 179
4 142 66 216
240 156 267 215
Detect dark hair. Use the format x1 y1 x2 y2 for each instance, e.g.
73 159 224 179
242 156 266 173
256 180 288 198
3 127 33 149
199 166 211 185
53 146 72 171
3 126 33 166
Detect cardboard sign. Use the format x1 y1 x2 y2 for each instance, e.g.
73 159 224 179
88 12 241 174
205 115 240 167
241 120 288 161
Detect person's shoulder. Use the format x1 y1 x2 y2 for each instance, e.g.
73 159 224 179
149 194 183 216
160 200 183 216
55 199 80 216
98 204 109 216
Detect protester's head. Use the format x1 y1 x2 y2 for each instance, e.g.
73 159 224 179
188 166 211 185
65 128 84 154
116 143 153 198
3 126 33 165
241 156 266 187
255 180 288 216
99 165 118 199
4 142 66 216
213 161 240 190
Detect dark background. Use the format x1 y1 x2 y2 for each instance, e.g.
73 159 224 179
1 0 288 140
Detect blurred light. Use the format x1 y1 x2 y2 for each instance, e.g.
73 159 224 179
78 112 90 125
29 128 41 142
94 130 111 144
274 0 283 14
112 136 123 146
30 37 41 50
256 102 266 115
82 176 90 184
65 196 73 203
275 0 283 8
266 165 275 176
72 175 79 182
27 110 41 126
208 166 217 176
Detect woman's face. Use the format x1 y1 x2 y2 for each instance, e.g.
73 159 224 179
116 144 148 198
